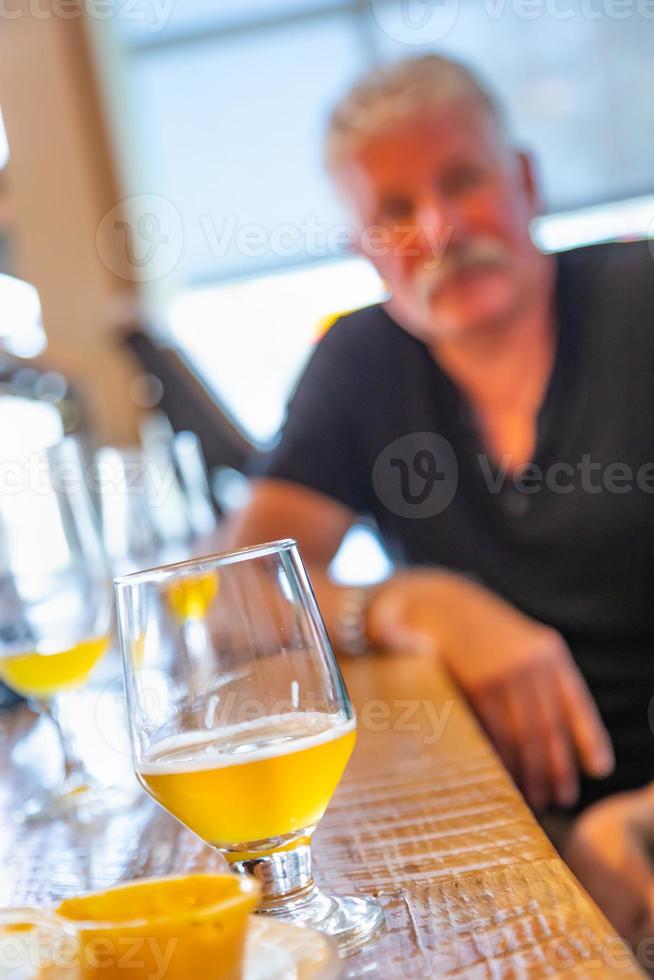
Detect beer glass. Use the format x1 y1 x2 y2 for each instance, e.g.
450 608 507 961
0 437 128 821
94 433 217 576
115 540 383 954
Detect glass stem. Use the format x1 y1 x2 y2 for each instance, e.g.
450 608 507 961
230 841 319 913
230 840 385 953
37 695 89 789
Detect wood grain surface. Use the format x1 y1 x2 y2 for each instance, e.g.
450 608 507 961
0 650 644 978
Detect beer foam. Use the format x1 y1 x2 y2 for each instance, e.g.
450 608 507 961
138 711 356 774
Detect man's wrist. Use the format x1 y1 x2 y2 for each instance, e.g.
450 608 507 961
334 585 379 656
363 568 463 654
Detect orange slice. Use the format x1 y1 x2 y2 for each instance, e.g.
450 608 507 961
55 873 259 980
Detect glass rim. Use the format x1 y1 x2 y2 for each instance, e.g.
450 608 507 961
37 432 83 463
113 538 298 589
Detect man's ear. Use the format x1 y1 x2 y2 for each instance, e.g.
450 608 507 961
516 150 542 218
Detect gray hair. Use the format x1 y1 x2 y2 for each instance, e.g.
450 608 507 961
325 54 505 171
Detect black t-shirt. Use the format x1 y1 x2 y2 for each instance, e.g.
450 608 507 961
260 241 654 804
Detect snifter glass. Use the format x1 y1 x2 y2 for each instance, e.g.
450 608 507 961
115 539 383 954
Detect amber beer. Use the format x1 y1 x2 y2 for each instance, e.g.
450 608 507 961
0 636 109 698
138 712 356 849
166 571 219 622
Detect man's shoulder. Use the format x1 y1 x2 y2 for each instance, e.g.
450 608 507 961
557 239 654 343
322 301 400 340
557 239 654 290
556 239 654 387
318 302 418 364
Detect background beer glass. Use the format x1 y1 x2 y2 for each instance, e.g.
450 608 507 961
0 437 127 822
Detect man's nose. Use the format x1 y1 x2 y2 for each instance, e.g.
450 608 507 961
414 197 460 255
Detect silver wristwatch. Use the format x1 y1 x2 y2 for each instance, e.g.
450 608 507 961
335 586 377 656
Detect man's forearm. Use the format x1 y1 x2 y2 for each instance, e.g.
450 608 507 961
307 566 463 658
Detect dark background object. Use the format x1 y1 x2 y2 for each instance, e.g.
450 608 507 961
121 327 258 476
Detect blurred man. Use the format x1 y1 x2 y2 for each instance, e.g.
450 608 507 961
224 55 654 817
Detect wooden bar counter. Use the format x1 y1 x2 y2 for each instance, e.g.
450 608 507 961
0 652 644 978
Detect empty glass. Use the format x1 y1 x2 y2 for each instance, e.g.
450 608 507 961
94 432 217 576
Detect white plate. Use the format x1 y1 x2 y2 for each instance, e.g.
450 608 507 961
245 917 343 980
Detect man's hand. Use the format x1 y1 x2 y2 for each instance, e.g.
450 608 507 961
565 785 654 954
367 571 614 811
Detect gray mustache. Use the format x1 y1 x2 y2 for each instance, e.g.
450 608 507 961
414 240 512 295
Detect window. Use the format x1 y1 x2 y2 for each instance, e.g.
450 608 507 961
372 7 654 211
110 2 654 286
112 5 365 284
167 257 384 444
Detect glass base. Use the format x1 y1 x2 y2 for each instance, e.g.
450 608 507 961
259 887 384 956
13 775 139 825
229 842 384 956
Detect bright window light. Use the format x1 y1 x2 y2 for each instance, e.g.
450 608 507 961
533 194 654 253
0 397 66 578
167 256 385 445
329 524 392 586
0 396 63 459
0 273 46 357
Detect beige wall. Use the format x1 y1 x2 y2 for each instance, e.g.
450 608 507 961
0 5 142 445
